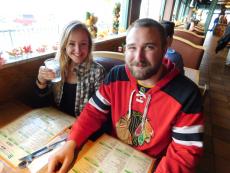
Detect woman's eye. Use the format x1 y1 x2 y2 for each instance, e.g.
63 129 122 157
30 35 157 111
81 43 87 46
69 42 75 46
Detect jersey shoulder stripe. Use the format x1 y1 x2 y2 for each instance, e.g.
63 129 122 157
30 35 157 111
162 74 202 114
104 65 129 85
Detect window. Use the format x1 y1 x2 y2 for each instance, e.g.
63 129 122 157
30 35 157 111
172 0 180 21
0 0 129 59
140 0 163 21
177 0 187 21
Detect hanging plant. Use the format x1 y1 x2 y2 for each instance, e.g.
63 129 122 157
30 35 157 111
85 12 98 38
112 2 121 34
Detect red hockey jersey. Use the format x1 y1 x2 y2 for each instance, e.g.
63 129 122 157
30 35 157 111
69 60 204 173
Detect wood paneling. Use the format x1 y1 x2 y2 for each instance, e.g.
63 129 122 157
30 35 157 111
93 35 125 52
127 0 142 26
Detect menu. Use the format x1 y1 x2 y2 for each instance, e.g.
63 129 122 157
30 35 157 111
69 134 155 173
0 107 75 168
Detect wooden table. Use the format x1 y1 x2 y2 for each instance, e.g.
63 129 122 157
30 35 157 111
0 101 32 128
0 101 70 173
0 101 32 173
1 101 156 173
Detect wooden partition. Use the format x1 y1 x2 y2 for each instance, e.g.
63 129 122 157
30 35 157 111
171 36 205 70
94 34 125 52
0 57 46 105
0 35 126 105
174 29 205 45
193 27 205 36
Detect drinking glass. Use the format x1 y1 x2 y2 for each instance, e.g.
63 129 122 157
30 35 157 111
44 58 61 82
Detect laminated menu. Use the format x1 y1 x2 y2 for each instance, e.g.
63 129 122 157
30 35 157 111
69 134 155 173
0 107 75 168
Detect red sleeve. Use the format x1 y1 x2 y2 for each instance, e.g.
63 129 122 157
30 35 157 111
155 112 204 173
68 81 111 149
156 142 203 173
68 103 108 148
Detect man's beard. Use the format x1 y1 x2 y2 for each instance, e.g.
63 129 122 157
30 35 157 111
127 60 162 80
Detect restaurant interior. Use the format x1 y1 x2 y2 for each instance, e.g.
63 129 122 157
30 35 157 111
0 0 230 173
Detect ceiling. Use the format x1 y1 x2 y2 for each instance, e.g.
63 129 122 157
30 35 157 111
217 0 230 5
197 0 230 7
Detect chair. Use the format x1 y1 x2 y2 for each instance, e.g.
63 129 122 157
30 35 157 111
194 26 205 36
174 29 205 45
92 51 125 73
171 36 205 70
184 67 208 98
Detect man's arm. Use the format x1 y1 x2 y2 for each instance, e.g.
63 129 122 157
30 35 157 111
68 74 112 147
156 87 204 173
156 115 203 172
48 77 112 173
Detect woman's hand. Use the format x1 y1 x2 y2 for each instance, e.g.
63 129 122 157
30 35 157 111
36 66 57 88
48 140 76 173
38 66 56 83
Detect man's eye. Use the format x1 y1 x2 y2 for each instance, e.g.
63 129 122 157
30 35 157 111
145 45 154 50
127 46 136 50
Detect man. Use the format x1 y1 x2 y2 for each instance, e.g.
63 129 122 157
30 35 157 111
161 20 184 74
211 15 219 32
215 22 230 53
48 18 204 173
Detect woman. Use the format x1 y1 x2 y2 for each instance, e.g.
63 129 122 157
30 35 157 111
36 20 105 116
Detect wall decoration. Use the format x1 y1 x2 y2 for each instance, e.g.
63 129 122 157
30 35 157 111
86 12 98 38
112 2 121 34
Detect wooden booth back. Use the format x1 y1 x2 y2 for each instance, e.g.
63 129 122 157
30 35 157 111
171 36 205 70
174 29 205 45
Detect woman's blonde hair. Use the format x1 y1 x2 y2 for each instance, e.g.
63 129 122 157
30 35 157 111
55 20 93 80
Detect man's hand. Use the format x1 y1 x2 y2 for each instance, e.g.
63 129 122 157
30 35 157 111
48 140 76 173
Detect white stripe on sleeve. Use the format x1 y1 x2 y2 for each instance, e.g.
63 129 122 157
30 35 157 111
173 138 203 147
89 98 110 114
173 125 204 134
96 90 111 106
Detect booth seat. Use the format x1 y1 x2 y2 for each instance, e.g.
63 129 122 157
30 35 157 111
92 51 125 73
174 29 205 45
193 26 205 36
171 36 205 70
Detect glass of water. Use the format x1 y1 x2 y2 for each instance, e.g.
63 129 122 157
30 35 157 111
44 58 61 82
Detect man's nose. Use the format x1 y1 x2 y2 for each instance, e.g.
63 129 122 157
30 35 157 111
135 49 145 61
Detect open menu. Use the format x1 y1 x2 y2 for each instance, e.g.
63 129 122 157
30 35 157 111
0 107 75 168
69 134 155 173
27 137 94 173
